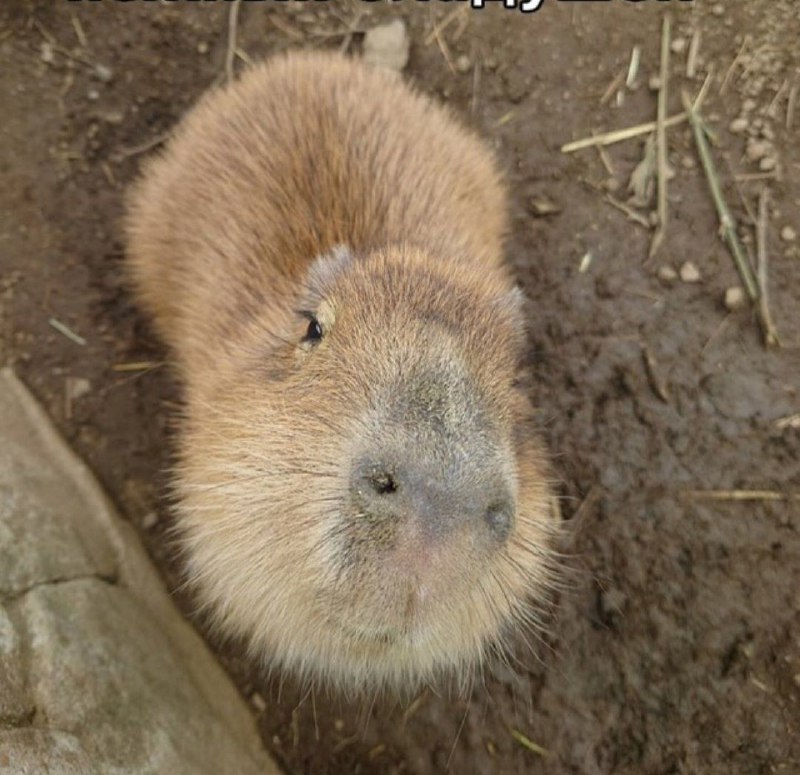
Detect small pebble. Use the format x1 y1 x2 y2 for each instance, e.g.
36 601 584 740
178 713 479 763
729 117 748 134
197 41 209 55
648 75 661 92
87 88 100 101
781 226 797 242
746 139 770 162
724 286 745 311
670 37 687 54
759 157 777 172
40 41 55 64
680 261 702 283
455 55 471 74
94 64 113 83
657 265 678 282
681 155 696 169
742 99 757 112
711 3 724 16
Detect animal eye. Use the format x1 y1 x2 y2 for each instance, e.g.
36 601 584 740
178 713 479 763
299 311 324 344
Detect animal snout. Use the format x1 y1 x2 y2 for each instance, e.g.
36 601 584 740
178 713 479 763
352 458 514 543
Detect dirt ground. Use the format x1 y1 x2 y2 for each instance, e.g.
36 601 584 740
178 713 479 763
1 1 799 773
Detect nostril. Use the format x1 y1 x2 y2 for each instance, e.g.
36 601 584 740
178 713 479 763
485 501 514 542
366 467 398 496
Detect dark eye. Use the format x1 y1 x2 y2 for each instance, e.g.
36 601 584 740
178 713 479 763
299 311 324 344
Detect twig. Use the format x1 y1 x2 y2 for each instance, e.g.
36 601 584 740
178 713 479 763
510 728 549 757
470 44 481 116
756 187 780 347
432 17 456 74
734 171 779 183
561 113 687 153
225 0 241 83
686 29 701 78
337 8 364 55
684 490 800 502
424 6 468 46
766 78 788 119
720 36 750 95
49 318 86 346
604 194 650 228
682 92 759 301
70 13 87 48
787 82 797 131
269 14 303 40
594 132 615 175
112 361 164 373
650 15 671 260
642 345 671 403
600 69 626 106
113 131 170 161
626 45 641 89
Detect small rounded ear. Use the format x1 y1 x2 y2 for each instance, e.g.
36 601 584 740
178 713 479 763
306 244 353 292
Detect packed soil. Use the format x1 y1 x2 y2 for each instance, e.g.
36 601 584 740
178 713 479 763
1 1 799 773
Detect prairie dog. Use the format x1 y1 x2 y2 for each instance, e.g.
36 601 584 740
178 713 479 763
126 51 556 692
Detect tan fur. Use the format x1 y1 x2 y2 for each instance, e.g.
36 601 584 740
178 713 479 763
126 51 557 693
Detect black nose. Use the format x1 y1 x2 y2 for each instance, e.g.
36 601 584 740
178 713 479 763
352 459 514 543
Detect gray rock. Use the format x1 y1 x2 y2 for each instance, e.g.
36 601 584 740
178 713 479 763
0 368 279 775
362 19 409 72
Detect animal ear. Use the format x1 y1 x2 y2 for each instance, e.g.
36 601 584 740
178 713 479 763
306 244 353 291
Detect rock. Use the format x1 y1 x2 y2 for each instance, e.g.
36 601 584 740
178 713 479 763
780 226 797 242
759 156 777 171
0 368 278 775
657 265 678 282
94 64 113 83
729 117 748 134
746 139 770 162
528 196 561 217
670 38 687 54
724 286 746 311
362 19 409 72
679 261 702 283
455 55 471 74
40 42 54 64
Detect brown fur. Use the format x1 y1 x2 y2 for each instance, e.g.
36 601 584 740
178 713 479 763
126 51 557 693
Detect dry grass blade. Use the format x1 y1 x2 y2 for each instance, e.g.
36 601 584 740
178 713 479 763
510 728 549 757
48 318 87 346
685 490 800 502
114 131 170 161
561 113 687 154
225 0 241 83
686 29 701 78
604 195 650 229
424 6 468 46
756 187 780 347
682 92 759 302
649 15 671 260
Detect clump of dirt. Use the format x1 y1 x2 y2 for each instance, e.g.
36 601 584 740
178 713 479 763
1 1 798 773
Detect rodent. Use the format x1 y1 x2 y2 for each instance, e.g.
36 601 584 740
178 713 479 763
125 50 557 693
